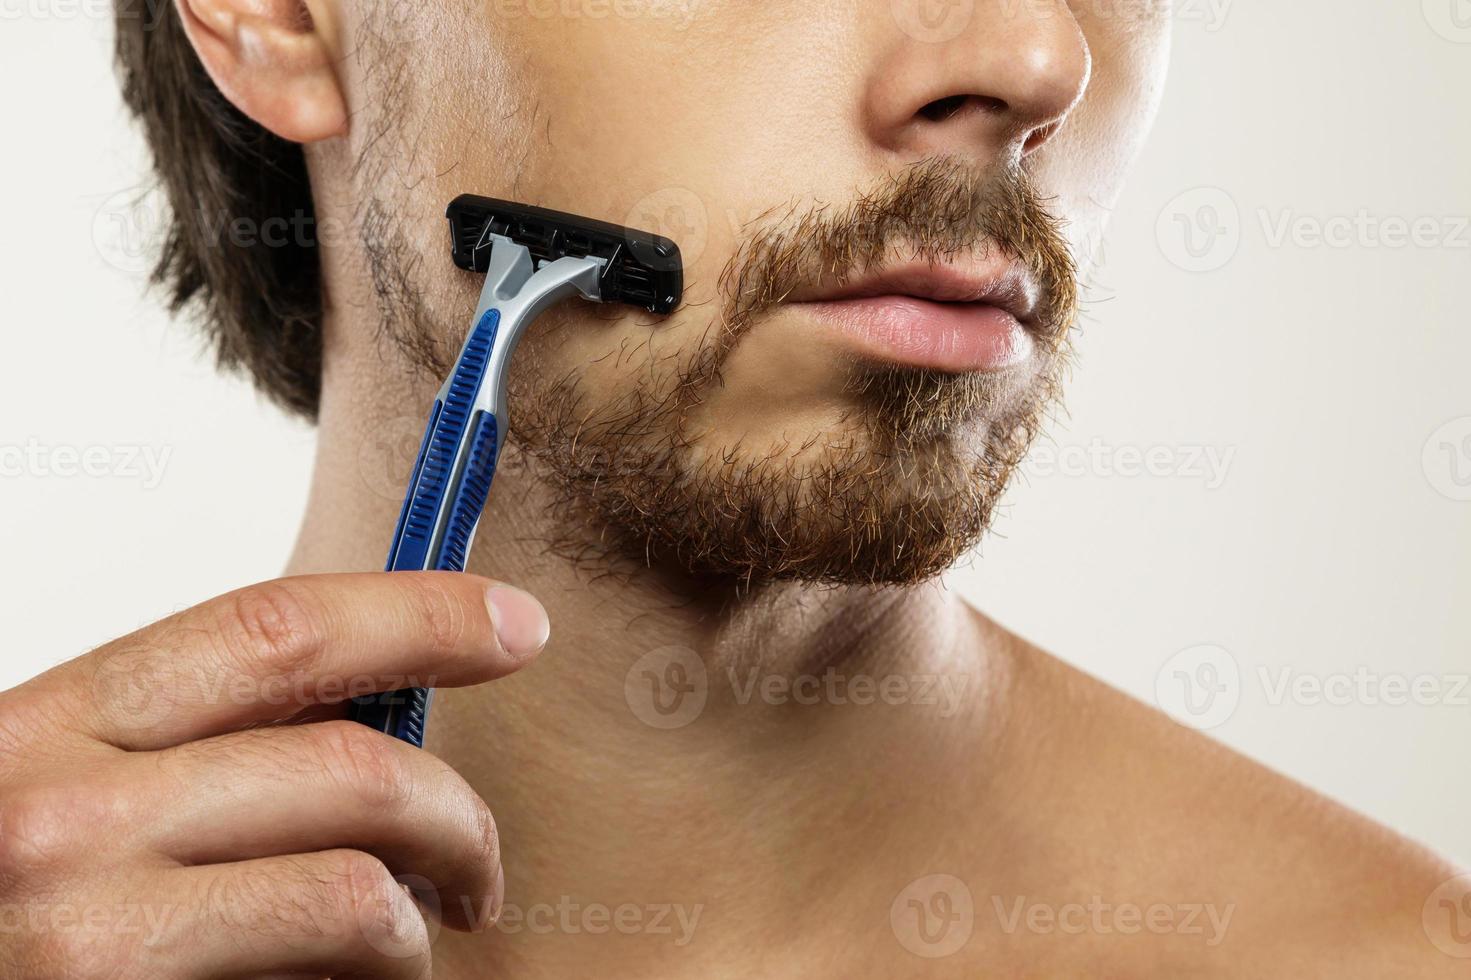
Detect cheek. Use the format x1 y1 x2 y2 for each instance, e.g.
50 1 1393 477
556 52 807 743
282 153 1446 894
509 302 697 415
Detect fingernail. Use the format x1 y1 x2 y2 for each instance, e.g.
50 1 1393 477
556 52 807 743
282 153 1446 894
488 863 506 926
485 585 550 660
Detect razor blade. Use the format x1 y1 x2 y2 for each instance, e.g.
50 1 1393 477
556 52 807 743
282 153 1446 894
448 195 682 314
349 197 684 746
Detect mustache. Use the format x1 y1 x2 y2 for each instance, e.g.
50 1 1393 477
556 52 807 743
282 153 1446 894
714 157 1079 345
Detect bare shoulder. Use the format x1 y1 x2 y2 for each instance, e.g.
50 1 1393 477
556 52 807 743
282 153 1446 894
965 612 1471 976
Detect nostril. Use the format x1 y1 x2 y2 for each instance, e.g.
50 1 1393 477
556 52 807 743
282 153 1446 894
1022 119 1064 155
918 94 967 122
916 94 1008 123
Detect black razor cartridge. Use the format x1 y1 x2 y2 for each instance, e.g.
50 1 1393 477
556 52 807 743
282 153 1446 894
447 194 682 315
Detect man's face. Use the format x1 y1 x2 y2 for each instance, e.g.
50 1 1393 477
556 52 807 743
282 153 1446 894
333 0 1170 585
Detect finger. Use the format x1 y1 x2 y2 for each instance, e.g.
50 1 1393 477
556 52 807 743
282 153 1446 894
141 720 501 932
159 849 434 980
58 571 548 750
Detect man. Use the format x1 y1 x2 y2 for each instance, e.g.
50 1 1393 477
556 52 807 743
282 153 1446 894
0 0 1462 976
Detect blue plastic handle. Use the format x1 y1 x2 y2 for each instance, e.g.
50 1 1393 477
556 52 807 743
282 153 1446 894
349 311 503 746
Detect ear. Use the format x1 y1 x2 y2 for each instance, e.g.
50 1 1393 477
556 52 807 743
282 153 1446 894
174 0 347 143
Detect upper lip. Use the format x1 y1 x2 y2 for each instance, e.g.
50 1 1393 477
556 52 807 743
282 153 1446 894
785 253 1042 327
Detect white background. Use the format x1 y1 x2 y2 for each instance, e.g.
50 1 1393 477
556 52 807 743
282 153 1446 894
1 3 1468 859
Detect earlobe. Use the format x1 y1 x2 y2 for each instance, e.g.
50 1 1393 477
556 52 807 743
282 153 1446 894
174 0 347 143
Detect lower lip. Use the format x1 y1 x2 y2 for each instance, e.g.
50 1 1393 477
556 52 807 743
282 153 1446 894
795 295 1034 373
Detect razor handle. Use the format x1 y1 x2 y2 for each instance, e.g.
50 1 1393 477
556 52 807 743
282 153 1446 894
349 310 504 747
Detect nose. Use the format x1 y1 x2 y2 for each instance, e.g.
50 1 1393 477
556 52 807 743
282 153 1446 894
864 0 1092 165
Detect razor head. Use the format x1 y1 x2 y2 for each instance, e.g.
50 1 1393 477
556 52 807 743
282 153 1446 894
447 195 683 315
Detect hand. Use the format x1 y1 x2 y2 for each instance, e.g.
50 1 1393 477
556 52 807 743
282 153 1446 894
0 571 549 979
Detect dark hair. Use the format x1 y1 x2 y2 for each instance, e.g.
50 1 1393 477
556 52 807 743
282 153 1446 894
113 0 323 419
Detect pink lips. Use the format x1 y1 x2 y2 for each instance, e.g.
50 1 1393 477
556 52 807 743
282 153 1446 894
787 257 1041 373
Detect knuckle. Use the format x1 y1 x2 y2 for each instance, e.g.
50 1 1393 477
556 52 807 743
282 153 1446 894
316 721 413 813
213 581 324 678
0 786 88 875
332 851 428 955
403 576 469 658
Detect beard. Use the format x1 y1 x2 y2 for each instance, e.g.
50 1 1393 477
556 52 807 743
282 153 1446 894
367 158 1078 588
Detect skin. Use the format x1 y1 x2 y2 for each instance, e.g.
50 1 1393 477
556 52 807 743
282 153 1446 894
0 0 1464 977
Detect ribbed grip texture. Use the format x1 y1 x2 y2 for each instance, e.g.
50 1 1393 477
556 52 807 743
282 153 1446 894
349 310 503 746
438 412 500 573
388 310 499 573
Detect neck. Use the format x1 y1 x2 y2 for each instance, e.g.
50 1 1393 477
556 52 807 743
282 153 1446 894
287 345 1012 975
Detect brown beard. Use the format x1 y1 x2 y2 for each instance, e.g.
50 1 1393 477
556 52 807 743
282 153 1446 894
491 158 1079 588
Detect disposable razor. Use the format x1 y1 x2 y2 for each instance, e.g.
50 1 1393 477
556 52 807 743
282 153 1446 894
350 196 683 746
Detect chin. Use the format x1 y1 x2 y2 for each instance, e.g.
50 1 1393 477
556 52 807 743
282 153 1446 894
517 402 1019 588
